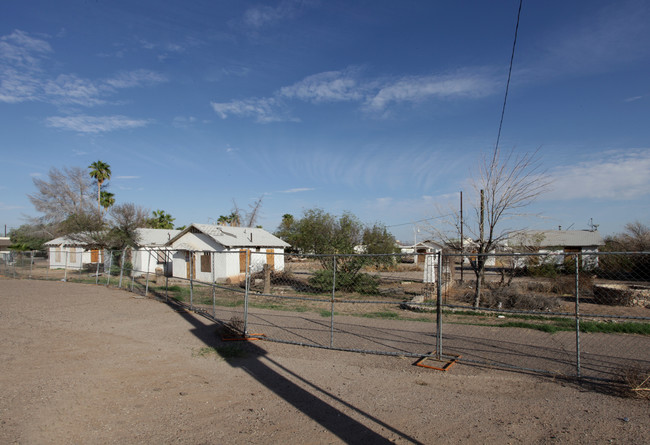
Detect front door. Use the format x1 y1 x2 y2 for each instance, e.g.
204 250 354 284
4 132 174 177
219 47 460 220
185 252 196 279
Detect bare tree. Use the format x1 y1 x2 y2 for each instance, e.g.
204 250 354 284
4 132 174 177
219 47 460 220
108 203 149 249
28 166 96 227
432 147 549 307
229 195 264 228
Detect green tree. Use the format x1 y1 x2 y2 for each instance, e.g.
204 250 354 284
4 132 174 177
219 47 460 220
146 209 176 229
280 209 397 294
8 224 51 251
88 160 112 216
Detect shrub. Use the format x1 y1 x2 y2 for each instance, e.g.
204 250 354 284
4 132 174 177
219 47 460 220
463 284 560 311
309 269 381 295
550 274 593 297
110 261 132 276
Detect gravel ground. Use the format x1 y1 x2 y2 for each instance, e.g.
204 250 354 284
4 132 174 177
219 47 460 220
0 277 648 444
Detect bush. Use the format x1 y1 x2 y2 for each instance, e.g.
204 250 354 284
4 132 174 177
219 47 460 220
110 261 132 276
309 269 381 295
463 284 560 311
550 274 593 297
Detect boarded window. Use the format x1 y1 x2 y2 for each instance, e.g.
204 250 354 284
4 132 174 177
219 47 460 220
91 249 100 263
239 249 249 273
55 247 61 262
200 253 211 273
157 250 166 264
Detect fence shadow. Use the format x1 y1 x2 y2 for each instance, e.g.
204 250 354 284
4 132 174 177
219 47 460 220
163 298 423 444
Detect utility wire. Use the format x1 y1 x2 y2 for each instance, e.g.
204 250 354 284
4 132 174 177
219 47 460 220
387 213 456 228
494 0 523 153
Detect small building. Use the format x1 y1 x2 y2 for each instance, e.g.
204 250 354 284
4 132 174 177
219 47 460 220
0 236 11 263
44 236 103 269
506 230 604 268
131 228 181 276
167 224 290 282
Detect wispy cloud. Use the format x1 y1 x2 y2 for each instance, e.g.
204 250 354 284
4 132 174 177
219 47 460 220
279 69 364 103
624 95 644 103
0 30 166 106
364 70 497 112
545 149 650 200
280 187 315 193
172 115 197 128
211 67 497 122
105 69 167 89
45 115 152 133
115 175 140 179
211 97 293 123
243 0 312 28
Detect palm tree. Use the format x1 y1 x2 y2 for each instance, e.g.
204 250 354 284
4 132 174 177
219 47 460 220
100 191 115 215
147 210 175 229
88 161 112 215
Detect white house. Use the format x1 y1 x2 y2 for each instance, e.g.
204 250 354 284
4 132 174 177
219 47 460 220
167 224 290 282
131 228 181 276
44 236 102 270
506 230 604 268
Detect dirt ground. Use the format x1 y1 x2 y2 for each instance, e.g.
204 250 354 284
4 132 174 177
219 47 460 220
1 278 648 444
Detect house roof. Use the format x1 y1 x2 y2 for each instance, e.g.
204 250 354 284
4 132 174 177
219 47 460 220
0 237 11 250
168 223 290 249
45 228 182 248
44 235 87 247
135 228 181 246
508 230 604 248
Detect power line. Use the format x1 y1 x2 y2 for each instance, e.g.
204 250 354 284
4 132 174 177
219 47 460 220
387 213 456 228
494 0 523 152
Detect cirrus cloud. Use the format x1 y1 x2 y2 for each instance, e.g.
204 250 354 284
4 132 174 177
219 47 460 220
45 115 152 133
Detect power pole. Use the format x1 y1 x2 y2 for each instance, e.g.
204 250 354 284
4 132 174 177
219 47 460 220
460 191 464 282
479 190 485 246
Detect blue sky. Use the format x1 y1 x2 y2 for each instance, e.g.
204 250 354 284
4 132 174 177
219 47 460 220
1 0 649 242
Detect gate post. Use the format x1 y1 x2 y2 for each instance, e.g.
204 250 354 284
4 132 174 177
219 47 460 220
575 254 581 378
243 249 251 335
436 251 443 359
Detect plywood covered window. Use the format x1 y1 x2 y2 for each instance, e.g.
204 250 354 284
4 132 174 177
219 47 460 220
55 247 61 262
239 249 249 273
200 253 211 273
157 250 166 264
69 247 76 263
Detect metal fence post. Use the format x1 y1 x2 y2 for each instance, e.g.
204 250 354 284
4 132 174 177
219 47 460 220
64 249 68 282
95 255 101 285
189 252 194 310
130 248 135 292
243 249 250 335
211 252 216 317
436 251 443 359
330 254 336 348
106 250 113 286
29 251 34 279
575 254 581 379
119 248 125 288
145 249 152 296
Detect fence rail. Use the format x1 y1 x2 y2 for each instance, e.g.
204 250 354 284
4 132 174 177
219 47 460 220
2 248 648 381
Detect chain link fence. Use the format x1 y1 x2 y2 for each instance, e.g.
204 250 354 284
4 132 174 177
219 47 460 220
2 248 648 382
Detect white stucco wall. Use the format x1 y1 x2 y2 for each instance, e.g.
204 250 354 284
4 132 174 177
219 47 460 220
48 246 92 269
131 248 175 276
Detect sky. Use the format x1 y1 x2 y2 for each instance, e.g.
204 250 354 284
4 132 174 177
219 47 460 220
1 0 649 243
